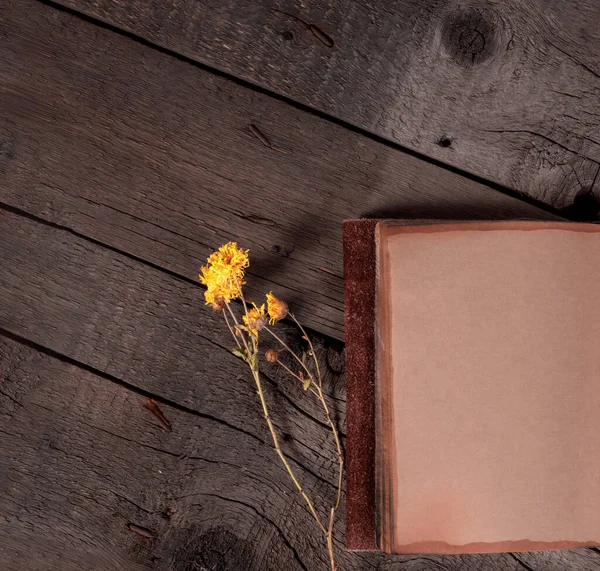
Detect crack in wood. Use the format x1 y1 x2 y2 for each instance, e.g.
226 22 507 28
509 552 537 571
77 418 181 458
271 9 334 48
0 388 24 408
478 129 600 165
0 201 203 289
248 123 273 148
0 326 341 492
127 522 155 539
111 491 152 514
0 326 265 444
548 40 600 81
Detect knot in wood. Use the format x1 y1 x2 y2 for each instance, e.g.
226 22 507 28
441 7 500 67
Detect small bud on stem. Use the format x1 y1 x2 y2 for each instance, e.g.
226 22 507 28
265 348 279 362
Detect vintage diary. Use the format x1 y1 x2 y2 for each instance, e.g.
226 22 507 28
344 219 600 554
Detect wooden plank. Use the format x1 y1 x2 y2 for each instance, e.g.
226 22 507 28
0 0 560 341
0 334 327 571
0 336 155 571
0 209 343 480
3 212 600 570
52 0 600 211
0 212 345 570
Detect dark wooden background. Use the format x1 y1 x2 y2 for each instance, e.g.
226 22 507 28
1 0 600 569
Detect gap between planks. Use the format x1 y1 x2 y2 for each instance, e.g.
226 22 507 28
34 0 568 218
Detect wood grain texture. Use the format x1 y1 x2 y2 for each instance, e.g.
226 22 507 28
0 0 560 341
54 0 600 211
2 1 598 568
3 207 600 570
0 211 600 571
0 336 156 571
0 334 325 571
0 210 345 571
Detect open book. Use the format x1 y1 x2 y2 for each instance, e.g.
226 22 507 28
344 220 600 554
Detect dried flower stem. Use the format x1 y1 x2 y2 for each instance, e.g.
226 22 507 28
222 307 242 350
235 276 250 320
315 381 344 511
290 314 344 511
200 243 341 571
268 316 344 511
265 318 342 569
223 300 327 536
264 326 313 380
274 358 320 398
275 355 340 570
249 355 327 534
290 313 322 380
289 314 343 565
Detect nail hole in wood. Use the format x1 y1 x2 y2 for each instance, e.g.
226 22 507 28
437 136 453 148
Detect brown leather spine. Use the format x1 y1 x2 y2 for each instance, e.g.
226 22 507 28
343 219 378 550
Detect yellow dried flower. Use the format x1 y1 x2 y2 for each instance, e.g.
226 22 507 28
200 264 240 305
207 242 249 277
243 303 267 336
266 292 288 324
199 242 249 305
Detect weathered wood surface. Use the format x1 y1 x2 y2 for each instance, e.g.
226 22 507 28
0 334 336 571
3 209 600 570
2 1 599 570
1 0 559 342
55 0 600 211
0 210 345 571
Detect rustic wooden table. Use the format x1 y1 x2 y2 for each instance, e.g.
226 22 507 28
1 0 599 569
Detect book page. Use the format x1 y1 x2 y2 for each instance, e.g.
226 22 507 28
376 221 600 553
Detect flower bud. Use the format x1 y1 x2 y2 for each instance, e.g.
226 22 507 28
265 349 279 362
254 314 268 332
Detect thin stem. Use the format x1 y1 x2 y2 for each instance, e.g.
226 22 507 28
290 313 321 386
264 326 313 380
269 317 344 518
290 313 343 513
289 314 344 513
225 301 251 356
276 359 320 398
315 383 344 511
251 330 259 355
250 364 326 534
327 534 336 571
223 309 242 349
225 298 241 326
328 513 337 571
276 359 305 384
326 508 337 571
224 294 338 569
235 277 250 318
296 313 343 511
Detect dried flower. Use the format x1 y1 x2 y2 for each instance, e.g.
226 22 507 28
266 291 288 324
265 348 279 362
199 242 249 305
198 243 342 571
207 241 249 274
242 303 267 336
